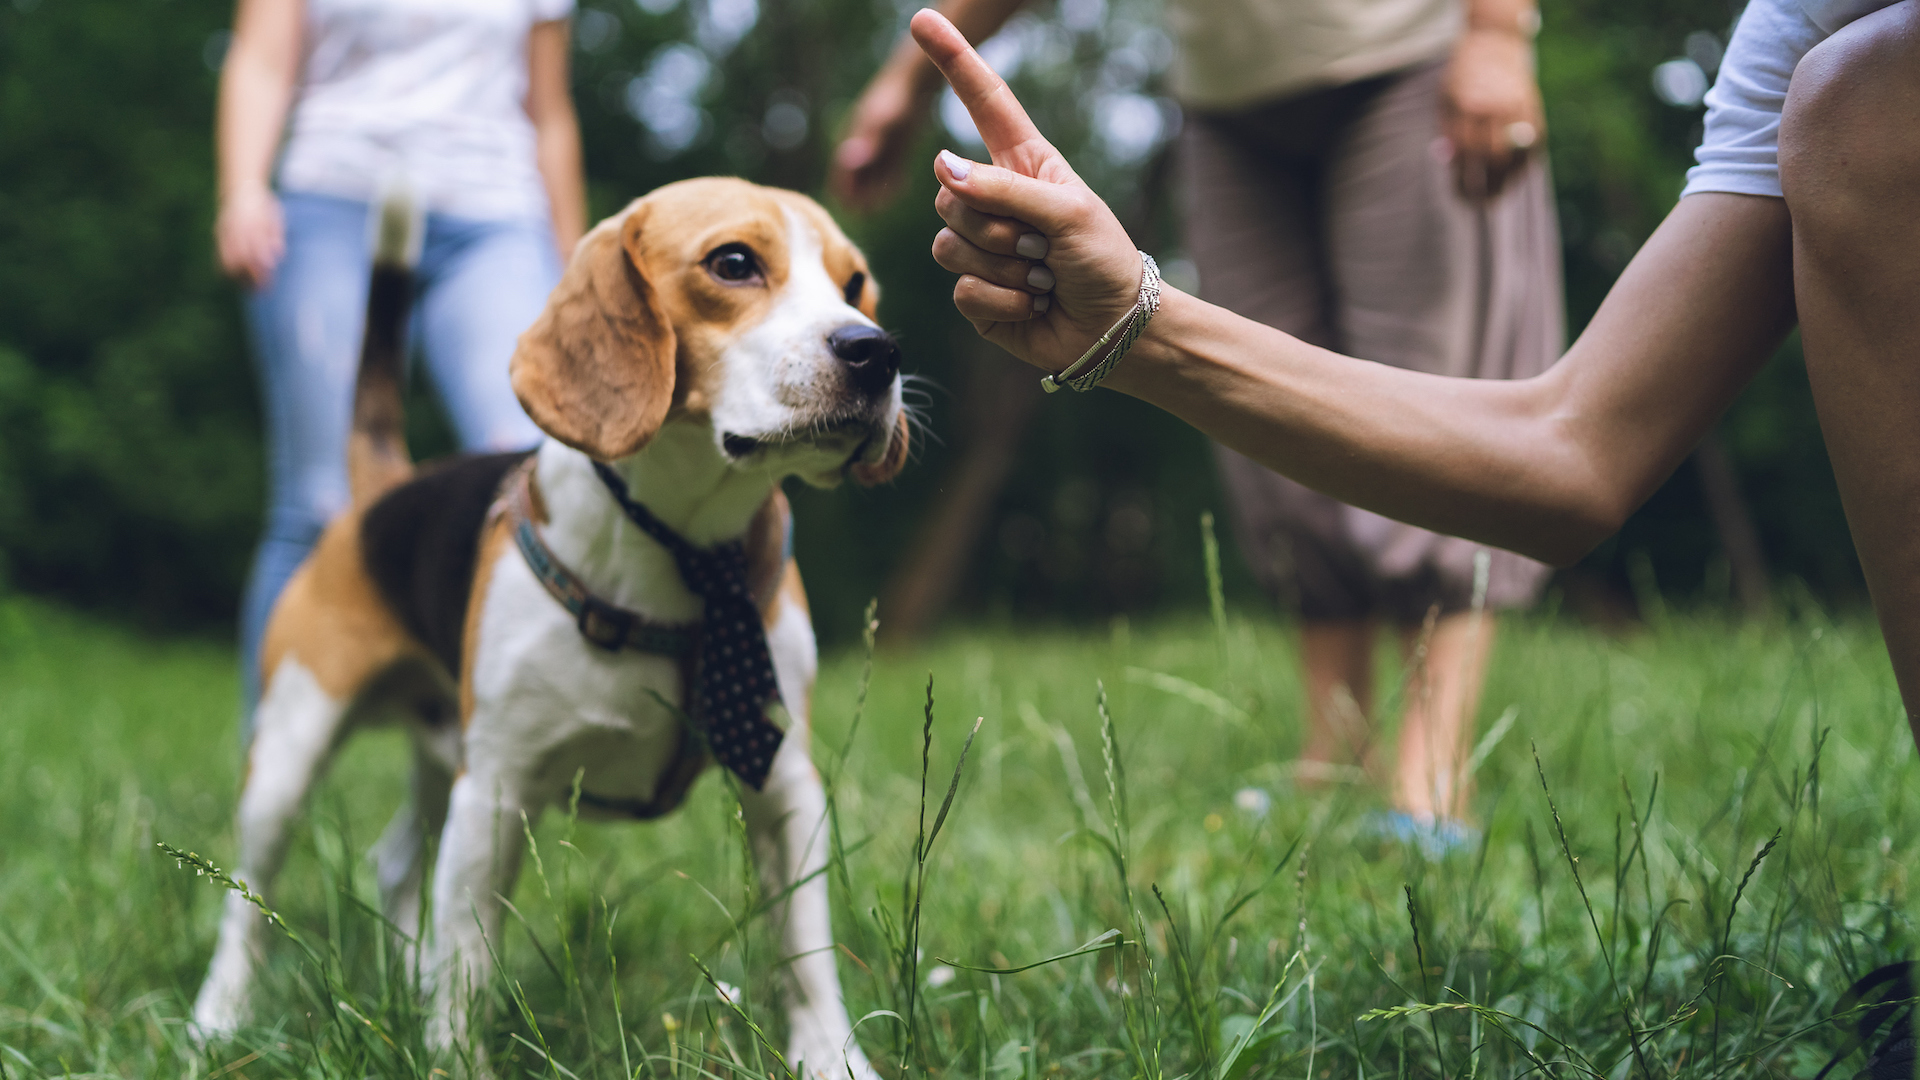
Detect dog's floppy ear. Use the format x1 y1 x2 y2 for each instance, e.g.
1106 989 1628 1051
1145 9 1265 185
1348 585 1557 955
512 206 676 461
850 411 911 487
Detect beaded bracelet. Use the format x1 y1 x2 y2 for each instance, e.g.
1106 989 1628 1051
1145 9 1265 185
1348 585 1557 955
1040 252 1162 394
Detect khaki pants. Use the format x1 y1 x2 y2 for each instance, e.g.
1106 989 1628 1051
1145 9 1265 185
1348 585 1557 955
1181 59 1563 622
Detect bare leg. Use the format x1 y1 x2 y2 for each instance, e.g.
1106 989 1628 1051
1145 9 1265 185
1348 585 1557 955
1781 1 1920 749
1393 611 1496 821
1296 619 1376 785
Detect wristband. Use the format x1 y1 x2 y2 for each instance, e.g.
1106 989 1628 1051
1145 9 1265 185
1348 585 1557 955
1041 252 1162 394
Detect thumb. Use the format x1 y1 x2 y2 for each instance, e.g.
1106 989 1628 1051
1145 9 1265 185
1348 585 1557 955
935 150 1091 237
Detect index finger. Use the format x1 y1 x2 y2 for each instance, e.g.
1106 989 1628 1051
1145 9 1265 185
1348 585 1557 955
909 9 1047 167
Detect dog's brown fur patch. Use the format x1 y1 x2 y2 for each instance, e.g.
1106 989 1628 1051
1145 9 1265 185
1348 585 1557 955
260 512 421 701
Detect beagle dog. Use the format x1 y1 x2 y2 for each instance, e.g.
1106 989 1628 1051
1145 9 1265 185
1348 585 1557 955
191 178 907 1079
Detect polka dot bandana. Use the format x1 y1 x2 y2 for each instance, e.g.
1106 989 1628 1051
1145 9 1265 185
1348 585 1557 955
594 462 785 790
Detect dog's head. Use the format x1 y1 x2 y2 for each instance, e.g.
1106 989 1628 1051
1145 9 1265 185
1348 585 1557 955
511 177 909 487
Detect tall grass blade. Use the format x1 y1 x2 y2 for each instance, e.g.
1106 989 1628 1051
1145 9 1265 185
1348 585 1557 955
1200 511 1227 642
1531 745 1655 1079
938 929 1124 975
1403 886 1445 1080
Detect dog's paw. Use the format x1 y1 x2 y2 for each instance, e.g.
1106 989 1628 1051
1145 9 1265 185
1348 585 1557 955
787 1030 879 1080
189 971 249 1046
185 1015 235 1050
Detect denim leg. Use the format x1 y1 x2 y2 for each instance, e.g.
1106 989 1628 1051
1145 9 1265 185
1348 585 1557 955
239 193 372 732
413 214 557 452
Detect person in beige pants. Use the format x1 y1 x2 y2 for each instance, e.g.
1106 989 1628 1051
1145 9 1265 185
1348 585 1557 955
834 0 1559 843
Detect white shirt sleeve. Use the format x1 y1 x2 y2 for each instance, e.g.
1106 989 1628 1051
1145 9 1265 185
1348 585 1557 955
1681 0 1826 199
530 0 575 24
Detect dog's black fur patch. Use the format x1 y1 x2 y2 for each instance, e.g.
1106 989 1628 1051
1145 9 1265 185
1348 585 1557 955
361 451 533 676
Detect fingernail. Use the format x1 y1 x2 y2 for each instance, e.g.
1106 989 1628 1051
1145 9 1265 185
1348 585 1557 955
1032 294 1050 314
1015 233 1048 259
938 150 972 180
1026 265 1055 290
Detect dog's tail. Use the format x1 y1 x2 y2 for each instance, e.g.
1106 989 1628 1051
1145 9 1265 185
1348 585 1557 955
347 184 425 509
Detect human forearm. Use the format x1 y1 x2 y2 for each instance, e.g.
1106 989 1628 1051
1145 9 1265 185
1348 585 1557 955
216 0 301 201
1109 195 1796 564
1110 292 1607 564
217 60 294 201
534 119 585 256
831 0 1026 209
215 0 301 286
525 19 585 257
883 0 1027 96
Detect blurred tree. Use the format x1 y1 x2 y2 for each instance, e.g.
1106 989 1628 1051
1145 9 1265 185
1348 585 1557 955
0 0 258 627
0 0 1863 643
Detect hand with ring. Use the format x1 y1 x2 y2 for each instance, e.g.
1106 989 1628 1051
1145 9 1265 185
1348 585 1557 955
1440 21 1547 200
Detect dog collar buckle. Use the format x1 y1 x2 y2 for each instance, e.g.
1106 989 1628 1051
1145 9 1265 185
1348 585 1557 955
503 460 696 660
576 598 634 651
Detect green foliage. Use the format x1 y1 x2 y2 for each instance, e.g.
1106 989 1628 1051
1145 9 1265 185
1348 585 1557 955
1 594 1916 1076
0 0 258 623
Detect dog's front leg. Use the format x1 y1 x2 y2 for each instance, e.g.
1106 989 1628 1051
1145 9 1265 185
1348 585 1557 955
369 740 455 938
193 659 350 1041
740 739 877 1080
426 767 532 1071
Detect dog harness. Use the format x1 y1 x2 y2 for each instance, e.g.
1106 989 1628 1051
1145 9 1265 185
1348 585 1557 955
501 459 788 793
506 466 698 658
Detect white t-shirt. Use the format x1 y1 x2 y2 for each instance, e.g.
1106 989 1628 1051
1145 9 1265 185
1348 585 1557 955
1682 0 1898 198
277 0 574 222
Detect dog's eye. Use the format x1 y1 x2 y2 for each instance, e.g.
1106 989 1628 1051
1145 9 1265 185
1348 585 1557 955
705 244 762 284
843 271 865 307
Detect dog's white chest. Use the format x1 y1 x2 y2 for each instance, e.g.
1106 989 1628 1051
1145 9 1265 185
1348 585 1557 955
465 546 698 808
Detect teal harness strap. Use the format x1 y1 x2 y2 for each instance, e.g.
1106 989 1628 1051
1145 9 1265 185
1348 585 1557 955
504 464 697 658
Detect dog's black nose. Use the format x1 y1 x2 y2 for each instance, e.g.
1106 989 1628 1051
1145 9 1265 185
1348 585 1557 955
827 324 900 396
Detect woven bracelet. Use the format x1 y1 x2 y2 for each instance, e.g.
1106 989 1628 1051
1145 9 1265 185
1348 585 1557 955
1040 252 1162 394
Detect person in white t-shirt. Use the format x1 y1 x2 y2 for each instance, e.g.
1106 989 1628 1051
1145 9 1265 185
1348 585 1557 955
904 0 1920 752
214 0 586 723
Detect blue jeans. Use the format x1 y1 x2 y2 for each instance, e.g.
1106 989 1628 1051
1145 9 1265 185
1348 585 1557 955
239 192 558 723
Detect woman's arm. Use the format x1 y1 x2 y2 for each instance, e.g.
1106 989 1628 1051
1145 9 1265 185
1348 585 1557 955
1121 194 1795 564
829 0 1026 211
215 0 304 288
912 10 1796 566
526 19 586 258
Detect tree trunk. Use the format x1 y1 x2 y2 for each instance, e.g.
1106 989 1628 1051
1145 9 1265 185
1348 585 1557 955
877 342 1041 645
1693 433 1773 616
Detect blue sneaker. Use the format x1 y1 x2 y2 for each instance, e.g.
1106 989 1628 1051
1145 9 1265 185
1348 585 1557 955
1365 811 1481 857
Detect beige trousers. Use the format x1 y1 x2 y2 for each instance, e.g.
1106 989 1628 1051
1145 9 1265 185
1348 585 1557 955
1181 59 1564 622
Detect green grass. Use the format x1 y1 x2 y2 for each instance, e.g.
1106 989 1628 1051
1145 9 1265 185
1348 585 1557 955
1 591 1916 1078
